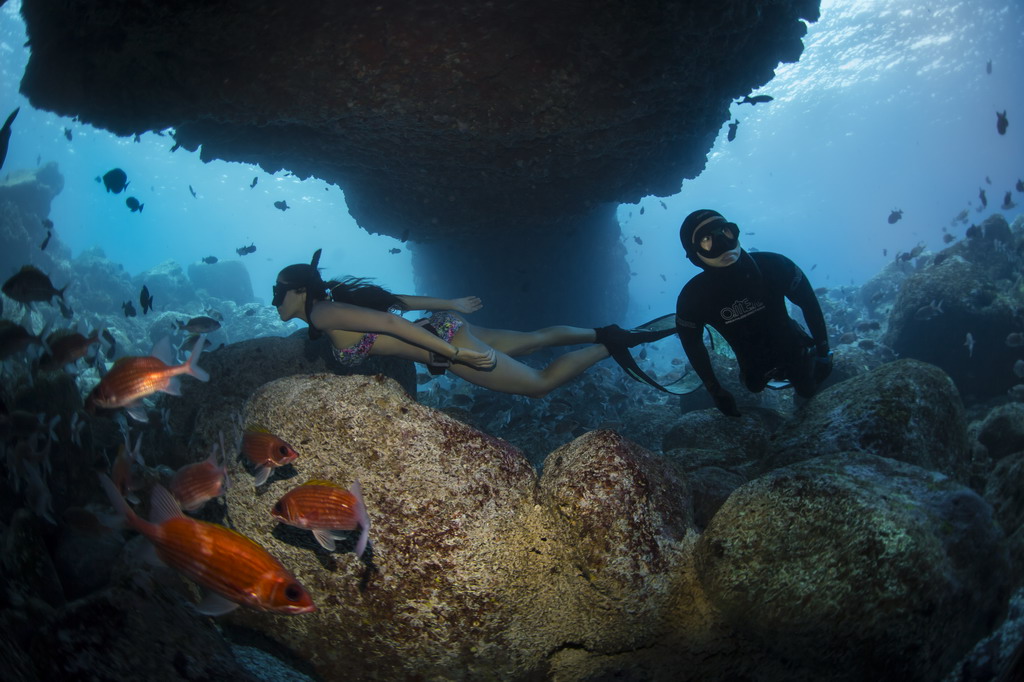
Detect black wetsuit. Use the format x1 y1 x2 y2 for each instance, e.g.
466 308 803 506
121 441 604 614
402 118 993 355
675 251 829 398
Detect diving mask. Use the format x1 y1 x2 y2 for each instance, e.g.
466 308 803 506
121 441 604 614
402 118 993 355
694 221 739 259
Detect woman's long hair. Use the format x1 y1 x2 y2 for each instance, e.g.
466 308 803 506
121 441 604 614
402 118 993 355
277 249 405 339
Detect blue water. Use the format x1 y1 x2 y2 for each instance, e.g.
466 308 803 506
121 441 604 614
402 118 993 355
1 0 1022 327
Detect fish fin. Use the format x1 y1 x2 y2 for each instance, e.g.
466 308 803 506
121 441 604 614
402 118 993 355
150 336 175 365
164 376 182 396
125 402 149 423
313 529 337 552
97 472 144 532
246 424 270 434
253 466 271 486
149 484 185 524
195 591 240 617
185 334 210 382
352 479 370 558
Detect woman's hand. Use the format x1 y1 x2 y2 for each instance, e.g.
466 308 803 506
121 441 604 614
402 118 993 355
452 347 496 370
450 296 483 314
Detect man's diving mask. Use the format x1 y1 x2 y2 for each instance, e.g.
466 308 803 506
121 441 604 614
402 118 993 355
693 221 739 259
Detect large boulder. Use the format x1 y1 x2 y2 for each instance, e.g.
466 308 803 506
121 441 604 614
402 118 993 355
765 359 971 482
695 452 1011 682
884 214 1024 402
187 259 255 305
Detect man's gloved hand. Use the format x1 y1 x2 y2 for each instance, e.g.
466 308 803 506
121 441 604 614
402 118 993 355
814 348 834 384
709 385 741 417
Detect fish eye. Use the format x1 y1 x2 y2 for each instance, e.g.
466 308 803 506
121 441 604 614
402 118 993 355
278 445 288 455
273 502 284 515
284 583 304 602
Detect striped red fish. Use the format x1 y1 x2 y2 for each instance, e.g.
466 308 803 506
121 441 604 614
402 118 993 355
271 480 371 557
241 425 300 486
85 335 209 422
169 450 229 512
98 473 315 616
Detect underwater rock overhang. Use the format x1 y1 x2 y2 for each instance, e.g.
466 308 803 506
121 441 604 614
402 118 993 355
18 0 820 241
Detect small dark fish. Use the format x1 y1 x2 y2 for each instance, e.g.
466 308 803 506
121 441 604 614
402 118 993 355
810 264 817 271
125 197 144 213
660 274 666 281
978 189 987 208
1016 179 1024 193
133 134 141 143
814 287 828 295
140 285 154 315
188 185 197 198
942 233 954 244
986 176 992 185
250 176 258 188
887 209 903 224
40 231 51 251
633 236 643 246
388 248 401 254
996 111 1008 135
1002 191 1015 210
63 127 72 141
2 265 66 305
726 119 739 142
986 59 992 75
201 256 218 264
41 218 53 230
101 168 130 194
0 107 19 171
639 206 645 215
236 243 256 256
882 248 887 257
738 94 774 105
176 316 222 334
122 301 137 317
0 320 43 359
273 200 289 211
908 243 926 259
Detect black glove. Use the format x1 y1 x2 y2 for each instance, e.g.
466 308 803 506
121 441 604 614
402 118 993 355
709 385 741 417
813 349 833 384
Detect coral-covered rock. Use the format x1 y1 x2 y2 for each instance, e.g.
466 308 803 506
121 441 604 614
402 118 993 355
765 359 971 482
538 430 695 649
884 214 1024 401
224 373 543 679
976 403 1024 461
985 452 1024 589
695 452 1011 682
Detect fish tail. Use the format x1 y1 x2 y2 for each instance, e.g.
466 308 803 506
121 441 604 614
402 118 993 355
184 334 210 382
57 284 68 300
352 479 371 558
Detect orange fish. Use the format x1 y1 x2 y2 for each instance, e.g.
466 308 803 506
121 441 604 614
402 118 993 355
38 329 100 372
169 449 229 512
242 425 300 486
98 473 315 616
271 480 371 557
86 335 209 422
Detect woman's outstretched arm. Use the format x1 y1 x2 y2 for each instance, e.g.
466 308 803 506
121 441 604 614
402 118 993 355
395 295 482 314
310 301 495 369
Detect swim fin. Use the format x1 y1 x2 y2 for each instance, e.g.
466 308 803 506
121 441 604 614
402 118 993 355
605 314 705 394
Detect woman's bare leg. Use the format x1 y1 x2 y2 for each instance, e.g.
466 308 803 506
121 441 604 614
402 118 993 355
466 324 596 357
449 327 609 398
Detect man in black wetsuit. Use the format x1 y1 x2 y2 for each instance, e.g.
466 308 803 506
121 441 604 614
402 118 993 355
676 209 832 417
